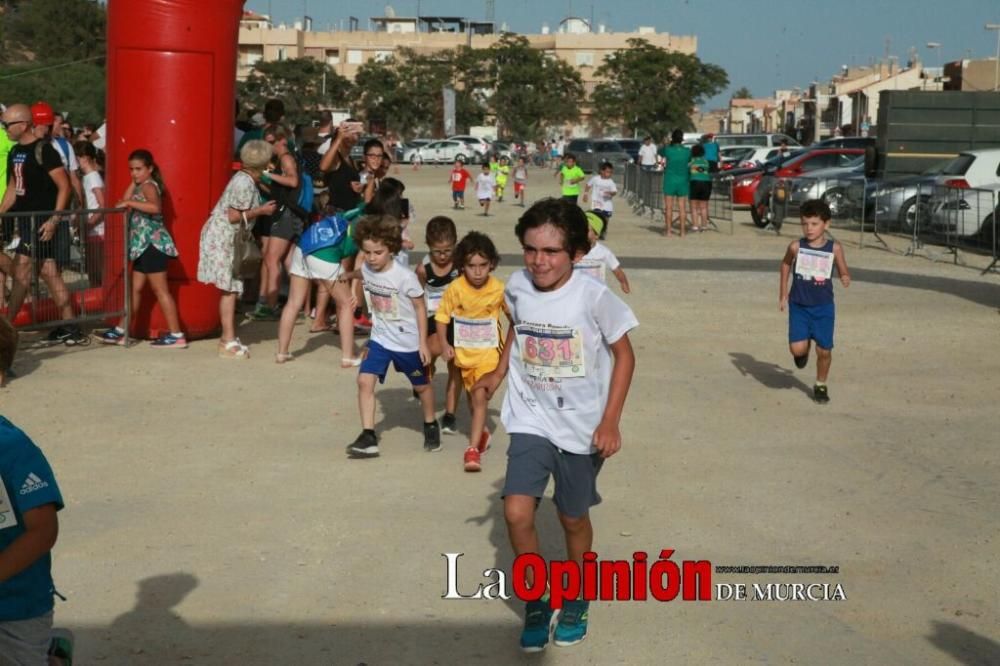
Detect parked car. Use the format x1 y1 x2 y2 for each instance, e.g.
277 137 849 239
714 133 800 148
565 138 632 173
399 138 434 163
845 159 951 232
811 136 877 150
926 149 1000 241
447 135 491 161
720 146 758 170
750 148 866 226
717 149 806 206
491 141 515 161
610 138 643 164
784 158 865 218
415 140 478 164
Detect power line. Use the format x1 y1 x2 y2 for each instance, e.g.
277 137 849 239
0 55 104 80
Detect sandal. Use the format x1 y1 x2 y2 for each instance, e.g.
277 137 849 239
275 352 294 364
341 357 362 368
218 338 250 359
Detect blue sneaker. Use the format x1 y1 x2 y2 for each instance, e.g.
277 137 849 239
553 599 589 647
520 599 554 653
150 333 188 349
99 327 126 345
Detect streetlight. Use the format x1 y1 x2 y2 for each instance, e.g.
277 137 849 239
925 42 942 89
987 24 1000 92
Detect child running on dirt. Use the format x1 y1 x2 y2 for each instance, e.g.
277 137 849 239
435 231 508 472
574 212 631 294
513 156 528 207
415 216 463 435
779 199 851 404
345 214 440 458
475 198 637 651
495 156 511 202
448 158 471 210
475 164 495 217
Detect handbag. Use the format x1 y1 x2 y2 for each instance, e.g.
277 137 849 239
232 212 262 280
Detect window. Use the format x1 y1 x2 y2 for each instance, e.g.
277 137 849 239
325 49 340 65
347 49 363 65
575 52 594 67
277 47 286 61
374 50 394 63
241 46 264 67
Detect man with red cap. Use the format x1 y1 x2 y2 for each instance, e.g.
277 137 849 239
0 103 83 344
31 102 83 206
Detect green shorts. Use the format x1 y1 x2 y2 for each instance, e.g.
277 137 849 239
662 177 690 198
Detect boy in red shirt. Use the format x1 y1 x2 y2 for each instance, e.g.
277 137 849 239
449 158 472 210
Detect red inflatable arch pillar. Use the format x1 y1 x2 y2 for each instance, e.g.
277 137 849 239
106 0 246 338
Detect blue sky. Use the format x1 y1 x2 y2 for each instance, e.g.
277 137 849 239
250 0 1000 108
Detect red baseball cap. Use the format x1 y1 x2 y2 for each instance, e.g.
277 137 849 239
31 101 55 126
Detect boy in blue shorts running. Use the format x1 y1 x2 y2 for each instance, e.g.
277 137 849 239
475 198 637 652
346 214 441 457
779 199 851 404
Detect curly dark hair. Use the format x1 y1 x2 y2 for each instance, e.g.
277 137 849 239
353 214 403 254
514 198 590 259
800 199 832 222
425 216 457 246
454 230 500 270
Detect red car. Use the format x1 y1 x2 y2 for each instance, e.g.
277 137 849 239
729 148 865 207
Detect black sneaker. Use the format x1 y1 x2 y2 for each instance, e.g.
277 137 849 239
45 326 70 343
347 431 379 458
423 421 442 452
813 384 830 404
441 413 458 435
794 354 809 369
62 325 89 346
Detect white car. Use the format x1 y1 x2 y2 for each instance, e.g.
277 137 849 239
416 140 477 165
927 149 1000 240
447 135 491 160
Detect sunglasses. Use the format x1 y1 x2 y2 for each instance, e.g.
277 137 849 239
1 120 28 130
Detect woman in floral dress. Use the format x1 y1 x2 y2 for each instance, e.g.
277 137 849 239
197 140 277 358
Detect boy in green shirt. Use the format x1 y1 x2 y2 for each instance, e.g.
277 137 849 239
558 153 586 204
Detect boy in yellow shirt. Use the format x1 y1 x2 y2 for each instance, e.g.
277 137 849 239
436 231 508 472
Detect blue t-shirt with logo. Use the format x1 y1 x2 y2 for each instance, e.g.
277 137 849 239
0 416 63 621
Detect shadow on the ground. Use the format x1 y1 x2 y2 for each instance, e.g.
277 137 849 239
926 620 1000 666
729 352 812 398
5 330 100 384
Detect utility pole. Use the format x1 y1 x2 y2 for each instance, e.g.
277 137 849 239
987 24 1000 92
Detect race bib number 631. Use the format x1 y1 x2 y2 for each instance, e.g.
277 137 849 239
515 324 585 379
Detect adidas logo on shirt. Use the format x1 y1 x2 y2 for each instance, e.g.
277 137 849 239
19 472 49 495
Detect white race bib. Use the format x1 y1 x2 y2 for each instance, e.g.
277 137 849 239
795 248 834 281
573 260 606 283
454 317 500 349
0 477 19 530
366 287 400 320
516 324 585 379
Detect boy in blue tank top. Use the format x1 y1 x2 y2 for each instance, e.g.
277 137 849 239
779 199 851 404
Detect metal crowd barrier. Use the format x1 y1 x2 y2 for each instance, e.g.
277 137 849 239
621 164 735 234
760 175 999 273
0 208 130 335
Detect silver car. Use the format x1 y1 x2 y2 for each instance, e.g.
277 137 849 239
565 138 632 173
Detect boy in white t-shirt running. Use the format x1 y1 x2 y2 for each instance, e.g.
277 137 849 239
574 212 631 293
582 161 617 239
344 215 441 458
475 164 495 217
475 198 638 652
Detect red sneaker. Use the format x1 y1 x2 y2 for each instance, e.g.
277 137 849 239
463 446 482 472
354 313 373 334
477 428 491 454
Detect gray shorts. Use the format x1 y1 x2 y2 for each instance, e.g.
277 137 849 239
0 611 52 666
501 433 604 518
270 209 304 241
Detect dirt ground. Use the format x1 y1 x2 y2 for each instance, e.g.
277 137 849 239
3 164 998 665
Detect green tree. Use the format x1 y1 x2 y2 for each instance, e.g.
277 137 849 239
3 0 105 64
487 34 583 139
592 38 728 140
0 62 105 123
732 86 753 99
238 57 353 123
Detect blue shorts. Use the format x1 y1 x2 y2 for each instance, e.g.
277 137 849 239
788 301 835 349
452 190 465 201
359 340 429 385
501 433 604 519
